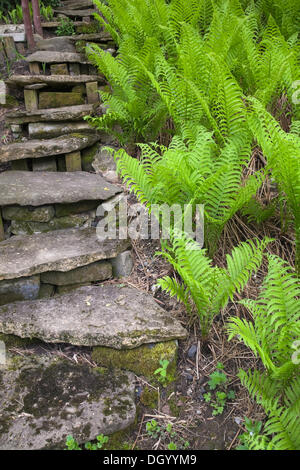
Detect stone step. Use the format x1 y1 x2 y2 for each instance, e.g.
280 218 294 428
60 0 94 9
0 227 130 281
69 32 113 42
28 122 95 139
41 21 86 28
7 74 101 87
0 170 121 207
0 284 187 347
6 104 96 124
0 355 136 450
0 133 100 163
54 8 97 17
26 51 90 64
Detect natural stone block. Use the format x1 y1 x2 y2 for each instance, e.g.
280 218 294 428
38 283 55 299
50 63 69 75
0 210 5 242
91 145 118 174
69 62 80 75
56 283 89 295
26 50 89 64
41 260 112 286
28 121 92 139
110 251 133 278
0 275 40 306
86 81 99 104
0 133 100 163
6 104 95 125
57 156 66 172
0 228 130 281
11 160 29 170
32 157 57 172
39 92 84 109
0 285 187 347
10 213 91 235
2 205 55 223
65 150 82 171
0 171 120 207
0 333 39 348
55 200 99 217
0 355 136 449
24 89 38 112
81 142 98 171
35 36 76 52
92 340 178 380
72 84 85 95
7 74 101 87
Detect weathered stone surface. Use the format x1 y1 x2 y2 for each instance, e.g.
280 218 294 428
6 104 96 124
24 89 38 111
111 251 133 278
0 228 130 281
10 213 91 235
26 51 89 64
0 355 136 450
7 74 101 87
28 121 93 139
41 260 112 285
0 171 120 207
56 283 89 295
36 36 76 52
60 0 93 9
55 200 99 217
50 63 69 75
0 133 100 163
32 157 57 172
39 91 84 109
0 285 187 347
38 283 55 299
86 81 99 103
65 150 82 171
92 145 118 174
92 340 178 379
53 8 96 17
0 276 40 306
0 24 25 42
2 205 55 222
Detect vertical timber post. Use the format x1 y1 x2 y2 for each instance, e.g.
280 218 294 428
21 0 35 51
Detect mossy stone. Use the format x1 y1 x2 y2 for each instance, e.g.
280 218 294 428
81 143 98 171
39 92 84 109
0 333 40 348
1 95 19 109
76 23 100 34
92 340 178 382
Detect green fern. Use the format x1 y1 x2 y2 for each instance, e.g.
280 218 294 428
157 234 271 339
228 254 300 450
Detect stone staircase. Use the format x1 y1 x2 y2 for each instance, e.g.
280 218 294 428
0 5 187 450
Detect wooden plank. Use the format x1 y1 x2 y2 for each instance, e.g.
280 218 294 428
24 89 38 111
29 62 40 75
2 36 16 61
65 151 82 171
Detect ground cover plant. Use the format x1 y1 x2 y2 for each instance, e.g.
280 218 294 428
86 0 300 451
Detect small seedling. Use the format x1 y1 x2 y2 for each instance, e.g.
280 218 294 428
236 418 263 450
154 359 170 386
204 364 235 416
85 434 109 450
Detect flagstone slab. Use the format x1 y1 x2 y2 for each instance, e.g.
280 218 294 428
6 104 96 124
0 133 100 163
26 51 90 64
7 74 101 87
0 228 130 281
0 284 187 347
0 355 136 450
0 171 121 207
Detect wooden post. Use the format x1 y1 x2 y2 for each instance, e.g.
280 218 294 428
86 81 99 104
29 62 40 74
21 0 35 50
65 151 82 171
32 0 43 37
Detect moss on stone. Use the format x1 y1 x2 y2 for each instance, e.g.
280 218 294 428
140 386 158 409
0 333 40 349
76 23 101 34
92 340 178 383
2 95 19 109
81 143 98 171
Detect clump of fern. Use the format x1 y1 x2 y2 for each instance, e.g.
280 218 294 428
156 234 271 340
110 125 265 255
228 254 300 450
